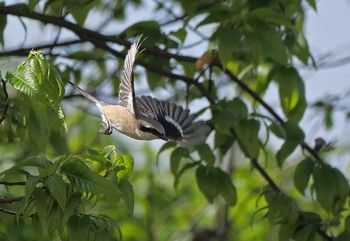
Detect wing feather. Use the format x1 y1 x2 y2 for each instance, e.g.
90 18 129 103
118 37 142 115
135 96 210 147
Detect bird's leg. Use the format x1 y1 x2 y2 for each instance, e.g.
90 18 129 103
100 115 113 135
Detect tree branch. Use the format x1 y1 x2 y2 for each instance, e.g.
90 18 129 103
0 5 214 104
0 78 9 124
0 196 24 204
0 181 26 186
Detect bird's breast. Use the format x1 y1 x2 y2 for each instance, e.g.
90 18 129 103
101 105 157 140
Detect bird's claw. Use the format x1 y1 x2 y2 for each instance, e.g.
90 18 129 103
100 122 113 135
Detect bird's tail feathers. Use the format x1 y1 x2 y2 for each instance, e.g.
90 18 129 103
68 81 105 109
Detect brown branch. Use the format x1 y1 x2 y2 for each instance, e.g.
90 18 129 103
0 5 214 104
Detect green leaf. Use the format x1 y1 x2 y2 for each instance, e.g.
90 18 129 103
170 147 186 176
61 160 119 195
196 143 215 167
68 215 91 241
62 192 82 227
195 165 218 203
33 188 54 229
294 158 315 195
235 119 260 159
45 174 67 210
250 8 293 29
217 25 240 68
24 176 41 207
312 164 349 214
215 168 237 206
174 162 198 189
156 142 176 161
122 21 161 44
116 154 134 180
254 28 288 65
276 121 305 167
119 179 134 213
306 0 317 10
6 70 45 102
46 202 64 236
62 0 93 26
274 67 306 122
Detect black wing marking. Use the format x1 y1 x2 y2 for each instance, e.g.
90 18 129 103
118 37 142 116
135 96 210 146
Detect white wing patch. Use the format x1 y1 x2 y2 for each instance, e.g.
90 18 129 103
118 37 142 116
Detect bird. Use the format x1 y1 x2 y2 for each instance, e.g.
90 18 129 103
68 37 210 147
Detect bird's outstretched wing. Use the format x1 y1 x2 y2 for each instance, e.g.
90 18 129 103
135 96 210 147
118 37 142 116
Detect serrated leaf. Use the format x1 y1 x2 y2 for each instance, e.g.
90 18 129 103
61 160 119 195
196 143 215 167
195 165 218 203
170 147 186 176
68 215 90 241
6 70 45 102
294 158 315 195
119 179 134 213
45 174 67 210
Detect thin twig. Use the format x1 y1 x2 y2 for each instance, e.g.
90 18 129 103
0 196 24 204
0 181 26 186
0 208 17 215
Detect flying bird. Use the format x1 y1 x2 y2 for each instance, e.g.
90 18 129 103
68 37 210 147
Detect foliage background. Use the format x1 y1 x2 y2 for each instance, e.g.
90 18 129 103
1 0 350 241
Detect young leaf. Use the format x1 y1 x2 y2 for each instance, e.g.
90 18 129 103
116 154 134 180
